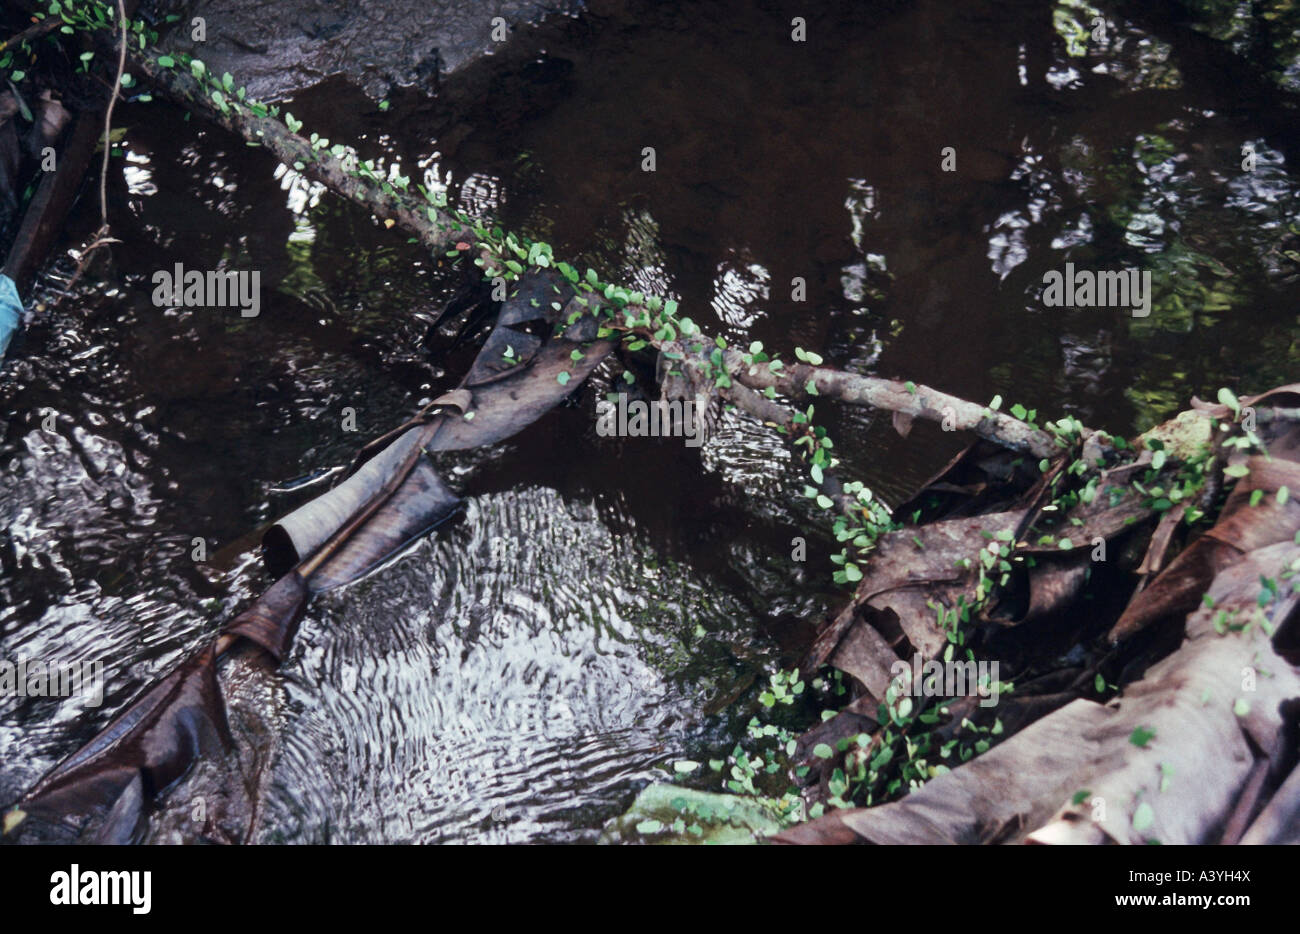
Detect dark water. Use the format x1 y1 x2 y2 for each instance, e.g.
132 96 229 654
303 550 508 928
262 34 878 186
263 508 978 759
2 0 1298 842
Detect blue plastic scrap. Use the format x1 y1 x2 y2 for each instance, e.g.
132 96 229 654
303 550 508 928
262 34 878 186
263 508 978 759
0 273 21 360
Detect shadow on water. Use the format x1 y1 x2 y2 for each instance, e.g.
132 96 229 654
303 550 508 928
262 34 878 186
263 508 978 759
1 0 1298 841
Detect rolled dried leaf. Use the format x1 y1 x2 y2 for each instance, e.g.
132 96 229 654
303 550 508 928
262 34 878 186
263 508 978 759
428 325 614 451
266 423 433 567
304 456 460 593
221 570 309 662
8 280 616 840
267 286 612 566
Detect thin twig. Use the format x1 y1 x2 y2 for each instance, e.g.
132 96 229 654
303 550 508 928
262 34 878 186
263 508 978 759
59 0 127 297
0 16 61 54
98 0 127 229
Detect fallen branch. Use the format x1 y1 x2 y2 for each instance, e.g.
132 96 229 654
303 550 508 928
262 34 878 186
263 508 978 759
718 348 1060 459
0 15 61 55
78 20 1061 464
689 354 885 522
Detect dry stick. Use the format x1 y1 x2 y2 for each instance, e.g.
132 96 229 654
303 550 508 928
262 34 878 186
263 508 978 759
0 108 101 288
62 0 129 289
0 15 61 54
98 0 127 228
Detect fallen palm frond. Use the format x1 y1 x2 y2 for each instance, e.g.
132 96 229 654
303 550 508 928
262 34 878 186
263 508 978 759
6 272 613 842
770 387 1300 844
776 536 1300 845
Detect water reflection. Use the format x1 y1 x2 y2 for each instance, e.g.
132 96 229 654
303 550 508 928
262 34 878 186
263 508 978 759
261 487 764 843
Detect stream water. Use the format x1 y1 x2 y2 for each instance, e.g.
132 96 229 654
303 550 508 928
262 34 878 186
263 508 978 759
1 0 1298 843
